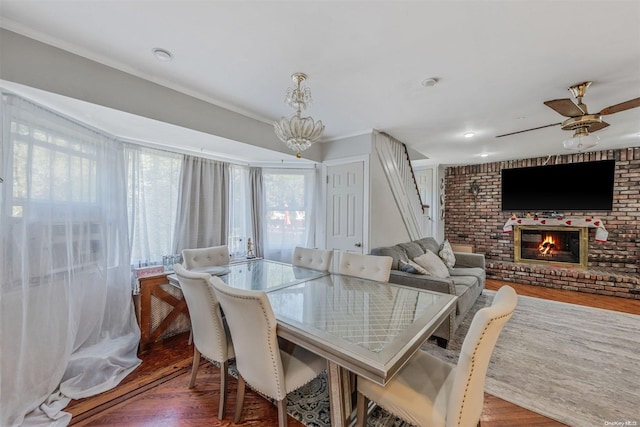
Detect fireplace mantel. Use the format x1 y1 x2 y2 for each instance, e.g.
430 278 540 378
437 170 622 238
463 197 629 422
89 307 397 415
503 216 608 242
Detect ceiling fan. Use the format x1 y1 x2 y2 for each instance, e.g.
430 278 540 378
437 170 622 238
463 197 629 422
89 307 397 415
496 81 640 143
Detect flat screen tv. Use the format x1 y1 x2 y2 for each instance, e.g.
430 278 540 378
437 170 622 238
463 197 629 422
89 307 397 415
501 160 615 211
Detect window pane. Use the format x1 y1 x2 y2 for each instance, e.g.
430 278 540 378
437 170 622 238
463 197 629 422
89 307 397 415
229 166 252 258
127 147 182 266
263 170 315 263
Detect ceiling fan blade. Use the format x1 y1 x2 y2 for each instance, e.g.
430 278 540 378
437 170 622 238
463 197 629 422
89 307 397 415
495 122 562 138
543 99 586 117
599 97 640 115
588 121 610 133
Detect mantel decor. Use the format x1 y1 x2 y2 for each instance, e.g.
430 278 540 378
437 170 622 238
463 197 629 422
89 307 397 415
503 216 608 242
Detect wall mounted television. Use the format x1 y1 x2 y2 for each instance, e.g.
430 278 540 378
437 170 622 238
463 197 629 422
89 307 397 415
501 160 615 211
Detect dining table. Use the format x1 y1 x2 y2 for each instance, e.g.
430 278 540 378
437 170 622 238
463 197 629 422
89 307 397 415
169 258 457 427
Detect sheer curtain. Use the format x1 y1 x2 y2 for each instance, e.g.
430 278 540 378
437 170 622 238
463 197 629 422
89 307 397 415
249 167 264 258
228 165 264 259
262 168 316 263
172 155 229 252
126 146 182 266
0 94 140 426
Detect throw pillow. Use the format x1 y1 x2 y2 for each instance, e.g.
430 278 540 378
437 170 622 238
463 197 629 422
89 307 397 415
399 259 428 275
413 251 450 278
439 239 456 268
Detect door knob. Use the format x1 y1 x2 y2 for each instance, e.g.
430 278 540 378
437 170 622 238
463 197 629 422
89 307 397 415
354 242 362 247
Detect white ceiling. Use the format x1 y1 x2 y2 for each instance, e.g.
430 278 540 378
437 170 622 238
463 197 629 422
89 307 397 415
1 1 640 165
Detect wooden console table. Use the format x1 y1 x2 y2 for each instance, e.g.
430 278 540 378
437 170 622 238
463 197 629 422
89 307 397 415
134 273 191 353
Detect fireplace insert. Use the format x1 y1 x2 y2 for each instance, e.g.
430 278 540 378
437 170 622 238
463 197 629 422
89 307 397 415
514 225 588 268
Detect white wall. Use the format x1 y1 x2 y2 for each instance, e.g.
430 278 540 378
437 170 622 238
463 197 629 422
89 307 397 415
0 29 322 162
322 132 372 161
368 150 412 249
413 166 437 238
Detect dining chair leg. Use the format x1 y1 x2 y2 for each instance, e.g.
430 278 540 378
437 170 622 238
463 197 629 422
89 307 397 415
188 347 200 388
356 392 368 427
277 399 288 427
234 375 246 423
218 360 228 420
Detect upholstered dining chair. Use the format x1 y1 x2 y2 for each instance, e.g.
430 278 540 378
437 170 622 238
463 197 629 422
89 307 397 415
209 277 326 427
173 264 235 420
356 285 518 427
338 251 393 282
292 246 333 272
182 245 230 269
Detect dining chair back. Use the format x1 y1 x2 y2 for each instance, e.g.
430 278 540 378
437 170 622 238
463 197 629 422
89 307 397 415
173 264 234 420
209 277 326 427
356 285 518 427
182 245 230 269
338 251 393 282
292 246 333 272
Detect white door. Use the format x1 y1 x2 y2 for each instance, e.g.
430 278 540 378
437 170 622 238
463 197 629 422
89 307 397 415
326 161 365 271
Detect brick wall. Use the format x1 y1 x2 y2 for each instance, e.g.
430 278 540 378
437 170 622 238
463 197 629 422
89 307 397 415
444 147 640 299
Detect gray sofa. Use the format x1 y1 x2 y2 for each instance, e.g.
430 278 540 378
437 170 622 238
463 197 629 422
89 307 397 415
370 237 485 347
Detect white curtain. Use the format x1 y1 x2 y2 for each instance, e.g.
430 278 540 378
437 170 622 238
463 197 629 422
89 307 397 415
172 155 229 252
125 146 182 266
228 165 251 258
262 168 316 263
0 94 141 426
228 165 264 259
249 167 264 258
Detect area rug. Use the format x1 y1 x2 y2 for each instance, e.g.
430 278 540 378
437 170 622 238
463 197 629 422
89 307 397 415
436 290 640 427
283 290 640 427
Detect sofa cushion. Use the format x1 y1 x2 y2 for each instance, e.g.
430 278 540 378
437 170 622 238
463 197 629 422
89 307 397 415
413 251 450 278
438 239 456 268
397 242 424 261
370 245 407 270
451 275 479 315
414 237 440 255
399 259 428 275
449 267 485 283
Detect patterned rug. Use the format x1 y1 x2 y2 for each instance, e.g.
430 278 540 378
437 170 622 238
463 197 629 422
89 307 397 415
282 290 640 427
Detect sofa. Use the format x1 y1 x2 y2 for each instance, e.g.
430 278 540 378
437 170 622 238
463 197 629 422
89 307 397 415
370 237 485 347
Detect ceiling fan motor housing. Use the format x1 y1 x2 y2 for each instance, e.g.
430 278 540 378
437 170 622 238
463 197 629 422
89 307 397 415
561 114 602 131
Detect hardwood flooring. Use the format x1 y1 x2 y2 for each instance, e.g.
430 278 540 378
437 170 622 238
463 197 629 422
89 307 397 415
67 279 640 426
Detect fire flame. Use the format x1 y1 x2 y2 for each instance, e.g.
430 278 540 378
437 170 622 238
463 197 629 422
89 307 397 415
538 235 556 256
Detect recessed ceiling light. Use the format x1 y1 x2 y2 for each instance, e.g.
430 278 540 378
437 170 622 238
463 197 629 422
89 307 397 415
152 48 173 61
421 77 438 88
463 131 475 138
480 153 489 157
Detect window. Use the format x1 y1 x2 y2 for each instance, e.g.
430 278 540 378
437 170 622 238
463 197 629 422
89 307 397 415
5 116 103 279
262 169 316 262
126 146 182 266
228 165 253 258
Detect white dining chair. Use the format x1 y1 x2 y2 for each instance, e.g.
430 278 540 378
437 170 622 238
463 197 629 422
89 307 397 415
173 264 235 420
356 285 518 427
182 245 230 269
292 246 333 272
209 276 326 427
338 252 393 282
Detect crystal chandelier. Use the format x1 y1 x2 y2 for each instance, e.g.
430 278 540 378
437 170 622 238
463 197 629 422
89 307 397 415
273 73 324 158
562 127 599 151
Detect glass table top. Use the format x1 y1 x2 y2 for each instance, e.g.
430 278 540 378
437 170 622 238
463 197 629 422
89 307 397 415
188 259 328 291
168 259 456 385
266 273 457 384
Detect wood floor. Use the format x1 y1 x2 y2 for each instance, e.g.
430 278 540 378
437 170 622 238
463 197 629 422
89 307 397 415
67 279 640 426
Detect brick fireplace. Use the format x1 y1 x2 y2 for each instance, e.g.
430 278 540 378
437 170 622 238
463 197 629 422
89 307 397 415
443 147 640 299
